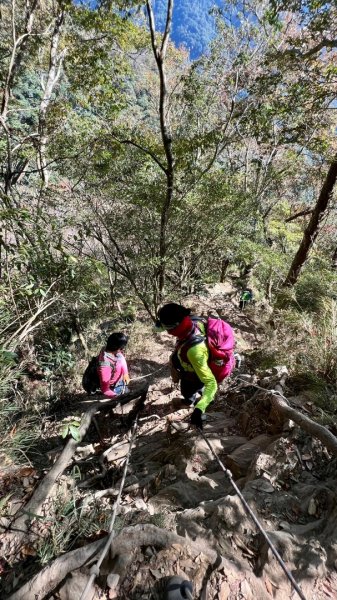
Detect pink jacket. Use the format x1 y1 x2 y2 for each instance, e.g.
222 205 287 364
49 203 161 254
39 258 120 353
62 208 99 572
97 350 129 397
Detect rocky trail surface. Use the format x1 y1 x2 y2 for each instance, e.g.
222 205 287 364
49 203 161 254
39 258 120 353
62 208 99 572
1 284 337 600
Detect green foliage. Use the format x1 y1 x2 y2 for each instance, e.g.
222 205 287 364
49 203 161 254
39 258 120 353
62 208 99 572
61 418 81 441
297 300 337 387
294 269 337 313
0 347 39 465
39 345 75 380
36 493 117 565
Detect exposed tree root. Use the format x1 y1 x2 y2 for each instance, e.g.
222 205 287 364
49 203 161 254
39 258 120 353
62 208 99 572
7 537 104 600
3 386 148 555
8 524 217 600
271 393 337 458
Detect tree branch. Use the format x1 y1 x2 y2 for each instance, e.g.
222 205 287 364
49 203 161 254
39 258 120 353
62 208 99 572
113 137 167 173
160 0 174 56
303 38 337 59
285 209 313 223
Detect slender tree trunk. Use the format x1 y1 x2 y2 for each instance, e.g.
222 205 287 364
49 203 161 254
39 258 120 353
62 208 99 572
220 257 230 282
146 0 174 299
283 158 337 287
38 10 65 188
0 0 39 195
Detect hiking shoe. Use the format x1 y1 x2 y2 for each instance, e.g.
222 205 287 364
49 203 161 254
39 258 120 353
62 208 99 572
181 395 196 406
171 397 192 410
172 394 200 410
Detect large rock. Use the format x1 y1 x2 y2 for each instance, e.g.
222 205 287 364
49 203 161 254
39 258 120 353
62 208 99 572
58 572 97 600
191 434 248 469
225 434 279 478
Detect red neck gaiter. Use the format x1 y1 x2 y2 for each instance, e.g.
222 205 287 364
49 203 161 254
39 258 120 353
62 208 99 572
167 316 193 339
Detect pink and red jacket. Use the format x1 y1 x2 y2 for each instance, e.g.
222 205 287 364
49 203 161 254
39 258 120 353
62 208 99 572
97 350 129 397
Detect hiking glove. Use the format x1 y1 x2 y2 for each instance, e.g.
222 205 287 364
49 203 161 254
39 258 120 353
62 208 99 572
190 407 203 430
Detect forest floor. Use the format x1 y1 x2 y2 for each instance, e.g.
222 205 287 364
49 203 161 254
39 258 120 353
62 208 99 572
1 283 337 600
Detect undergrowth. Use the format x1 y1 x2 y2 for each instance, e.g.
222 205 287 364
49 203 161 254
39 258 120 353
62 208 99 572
0 350 40 467
36 493 123 565
256 297 337 413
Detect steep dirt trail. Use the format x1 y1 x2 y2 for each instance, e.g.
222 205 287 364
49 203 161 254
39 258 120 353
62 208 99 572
108 284 337 600
3 284 337 600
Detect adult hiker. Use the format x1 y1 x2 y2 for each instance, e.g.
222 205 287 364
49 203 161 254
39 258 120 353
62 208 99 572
239 288 253 310
98 332 130 397
156 303 235 429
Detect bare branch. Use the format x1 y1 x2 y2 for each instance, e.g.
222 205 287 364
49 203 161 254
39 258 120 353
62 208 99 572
160 0 173 57
303 38 337 58
146 1 158 58
113 137 167 173
285 209 313 223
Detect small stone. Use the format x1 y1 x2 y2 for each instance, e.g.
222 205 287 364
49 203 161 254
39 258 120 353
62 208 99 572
256 480 275 493
272 365 289 377
240 578 252 597
147 502 155 515
150 569 161 579
107 573 120 589
134 498 148 511
308 498 317 516
279 521 291 530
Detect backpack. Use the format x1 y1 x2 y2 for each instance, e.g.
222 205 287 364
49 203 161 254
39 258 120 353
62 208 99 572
82 356 100 394
177 316 235 383
240 289 253 302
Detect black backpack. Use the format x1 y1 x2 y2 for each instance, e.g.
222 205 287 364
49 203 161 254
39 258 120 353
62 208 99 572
82 356 100 394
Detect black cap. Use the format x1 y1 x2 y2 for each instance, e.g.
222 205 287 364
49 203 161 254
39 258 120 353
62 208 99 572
157 303 191 329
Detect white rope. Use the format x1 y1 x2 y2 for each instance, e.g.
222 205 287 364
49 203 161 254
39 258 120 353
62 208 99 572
198 429 306 600
79 416 139 600
130 365 167 382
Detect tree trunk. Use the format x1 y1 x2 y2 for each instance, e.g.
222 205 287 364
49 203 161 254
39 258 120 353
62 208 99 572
220 257 230 282
283 158 337 287
146 0 174 299
38 10 65 188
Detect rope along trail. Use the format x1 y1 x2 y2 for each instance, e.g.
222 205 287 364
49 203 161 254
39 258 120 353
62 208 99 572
79 415 139 600
197 427 306 600
78 387 306 600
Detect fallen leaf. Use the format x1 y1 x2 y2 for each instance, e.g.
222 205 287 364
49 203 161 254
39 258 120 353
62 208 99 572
21 545 36 557
321 586 334 598
171 543 183 552
18 467 35 477
180 559 194 569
